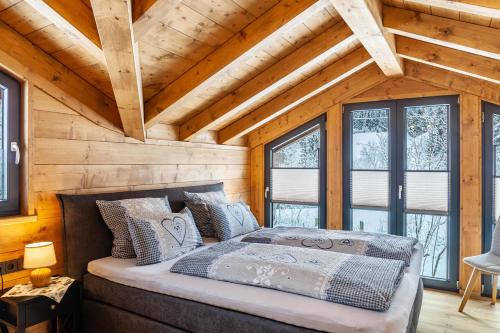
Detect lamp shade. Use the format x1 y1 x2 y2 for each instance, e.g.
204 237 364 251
24 241 56 269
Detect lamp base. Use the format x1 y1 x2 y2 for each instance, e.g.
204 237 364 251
30 267 52 288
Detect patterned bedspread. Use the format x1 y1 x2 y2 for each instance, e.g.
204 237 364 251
241 227 418 266
171 242 405 311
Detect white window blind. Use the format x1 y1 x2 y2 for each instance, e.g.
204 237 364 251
271 169 319 204
405 171 449 212
351 170 389 208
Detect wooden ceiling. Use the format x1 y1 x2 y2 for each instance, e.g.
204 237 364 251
0 0 498 144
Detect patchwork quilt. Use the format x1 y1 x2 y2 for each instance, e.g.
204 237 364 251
241 227 418 266
171 242 405 311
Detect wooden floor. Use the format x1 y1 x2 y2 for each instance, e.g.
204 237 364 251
419 290 500 333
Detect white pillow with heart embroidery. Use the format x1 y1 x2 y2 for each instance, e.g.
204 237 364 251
126 207 203 265
208 202 260 241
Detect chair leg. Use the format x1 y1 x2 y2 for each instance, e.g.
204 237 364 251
492 275 498 305
459 268 481 312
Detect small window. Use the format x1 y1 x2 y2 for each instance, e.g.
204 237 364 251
0 71 20 216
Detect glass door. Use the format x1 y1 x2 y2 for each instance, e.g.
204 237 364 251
482 101 500 298
264 115 326 228
344 96 459 290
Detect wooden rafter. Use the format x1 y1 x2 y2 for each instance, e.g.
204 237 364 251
218 47 374 144
24 0 106 65
0 20 121 132
179 21 356 141
132 0 182 40
247 63 387 148
144 0 330 128
403 0 500 18
91 0 145 141
384 6 500 60
405 60 500 104
396 36 500 84
329 0 403 77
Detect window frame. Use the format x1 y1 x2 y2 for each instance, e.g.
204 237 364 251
264 114 327 229
0 70 21 216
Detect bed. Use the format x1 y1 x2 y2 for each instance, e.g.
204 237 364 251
58 182 423 333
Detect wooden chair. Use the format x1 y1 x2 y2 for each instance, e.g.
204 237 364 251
459 220 500 312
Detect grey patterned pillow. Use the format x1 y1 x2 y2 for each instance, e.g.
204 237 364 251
97 197 172 258
127 207 203 266
208 202 260 241
184 190 227 237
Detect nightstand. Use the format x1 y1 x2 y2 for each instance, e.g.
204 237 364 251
0 280 80 333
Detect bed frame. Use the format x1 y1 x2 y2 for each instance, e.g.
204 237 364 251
58 182 423 333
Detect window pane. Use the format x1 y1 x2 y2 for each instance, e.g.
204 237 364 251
271 169 318 204
272 203 319 228
351 209 388 233
351 170 389 208
272 128 319 168
406 213 448 280
405 171 449 213
351 108 389 170
406 104 449 171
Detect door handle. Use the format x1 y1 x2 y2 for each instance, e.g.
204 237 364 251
10 142 20 165
398 185 403 200
265 186 269 199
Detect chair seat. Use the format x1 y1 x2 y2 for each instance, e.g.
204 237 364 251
463 252 500 274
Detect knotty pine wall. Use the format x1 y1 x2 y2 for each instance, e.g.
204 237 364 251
0 85 250 290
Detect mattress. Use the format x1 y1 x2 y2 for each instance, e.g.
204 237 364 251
87 237 423 333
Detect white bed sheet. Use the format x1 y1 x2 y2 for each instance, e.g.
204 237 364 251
88 236 423 333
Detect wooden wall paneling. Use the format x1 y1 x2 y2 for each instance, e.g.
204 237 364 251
405 61 500 104
218 47 374 144
326 104 342 230
384 6 500 60
250 145 265 225
459 93 482 294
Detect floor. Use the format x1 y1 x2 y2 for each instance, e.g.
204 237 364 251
418 289 500 332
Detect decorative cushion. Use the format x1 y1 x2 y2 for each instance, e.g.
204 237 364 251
208 202 260 241
184 191 227 237
96 197 172 258
127 207 203 266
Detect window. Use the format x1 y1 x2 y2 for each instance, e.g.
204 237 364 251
264 115 326 228
482 101 500 298
344 96 460 291
0 71 20 216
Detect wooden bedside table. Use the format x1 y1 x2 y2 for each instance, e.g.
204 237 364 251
0 280 80 333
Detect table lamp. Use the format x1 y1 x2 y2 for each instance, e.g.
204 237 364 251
23 241 56 288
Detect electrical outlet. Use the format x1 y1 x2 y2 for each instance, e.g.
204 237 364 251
0 258 23 274
0 262 5 275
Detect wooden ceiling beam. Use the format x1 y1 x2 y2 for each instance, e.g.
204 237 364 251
24 0 106 65
132 0 182 40
396 36 500 84
179 22 356 141
91 0 145 141
401 0 500 18
0 20 121 132
218 47 374 144
144 0 330 128
247 63 387 148
405 60 500 104
329 0 404 77
384 6 500 60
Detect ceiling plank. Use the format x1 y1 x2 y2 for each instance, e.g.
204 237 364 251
24 0 106 65
329 0 403 77
405 60 500 104
91 0 145 141
396 36 500 84
219 47 373 144
144 0 330 128
133 0 182 40
384 5 500 60
0 20 121 132
247 63 387 148
403 0 500 18
179 21 356 141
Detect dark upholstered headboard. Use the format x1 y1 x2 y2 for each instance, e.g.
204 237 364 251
57 182 224 280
